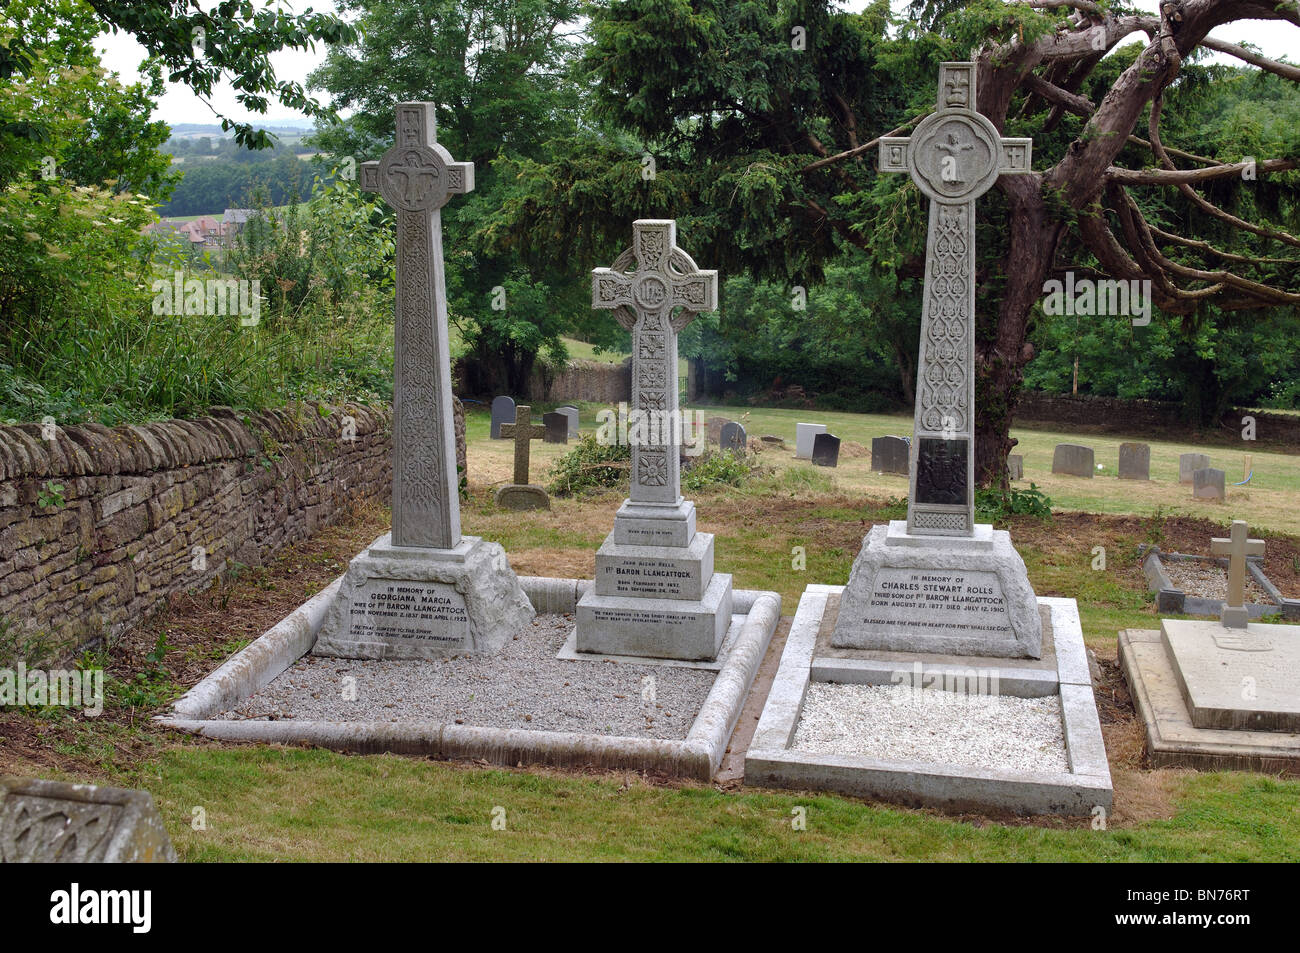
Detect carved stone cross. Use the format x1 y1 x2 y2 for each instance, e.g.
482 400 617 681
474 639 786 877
500 405 547 486
1211 519 1265 629
361 102 474 550
879 63 1033 537
591 220 718 507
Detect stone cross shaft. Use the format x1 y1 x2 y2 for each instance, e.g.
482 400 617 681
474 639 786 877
1211 520 1265 628
592 220 718 507
499 405 546 486
361 102 474 550
878 63 1033 537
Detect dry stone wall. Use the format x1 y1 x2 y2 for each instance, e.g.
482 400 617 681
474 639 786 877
0 403 394 655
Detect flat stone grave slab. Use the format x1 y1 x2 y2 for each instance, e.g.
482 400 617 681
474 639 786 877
1120 626 1300 774
1162 618 1300 732
1140 548 1293 618
1118 442 1150 480
795 423 826 459
543 411 569 444
159 576 781 781
0 777 177 862
744 585 1112 815
1052 443 1094 477
1179 452 1210 483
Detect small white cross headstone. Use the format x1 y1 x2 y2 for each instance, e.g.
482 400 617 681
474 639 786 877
592 220 718 506
1210 519 1265 629
360 103 473 550
878 62 1033 537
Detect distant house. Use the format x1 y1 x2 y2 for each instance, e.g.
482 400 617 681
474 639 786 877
221 209 257 242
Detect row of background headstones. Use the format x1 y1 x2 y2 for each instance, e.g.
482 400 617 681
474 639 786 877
1049 444 1228 498
490 396 578 443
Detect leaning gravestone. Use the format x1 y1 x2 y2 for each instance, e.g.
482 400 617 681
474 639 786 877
578 219 733 660
313 103 533 660
1007 453 1023 481
1052 443 1094 478
871 435 910 475
543 411 569 444
556 405 580 438
0 777 176 862
1118 442 1150 480
490 395 515 440
1194 467 1226 501
811 432 841 467
833 61 1041 658
719 421 747 453
1180 452 1211 484
795 423 826 459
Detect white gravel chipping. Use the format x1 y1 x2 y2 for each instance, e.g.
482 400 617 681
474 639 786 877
792 682 1069 774
218 614 716 740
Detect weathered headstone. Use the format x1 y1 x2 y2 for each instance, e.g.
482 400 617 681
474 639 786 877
1007 453 1023 481
543 411 569 444
719 421 747 453
496 404 551 510
556 405 580 438
795 423 826 460
871 435 910 475
490 395 515 440
1118 442 1150 480
811 432 841 467
1193 467 1226 502
313 103 533 660
1180 452 1211 484
578 220 733 660
706 416 730 445
832 62 1041 659
1052 443 1094 478
0 777 176 862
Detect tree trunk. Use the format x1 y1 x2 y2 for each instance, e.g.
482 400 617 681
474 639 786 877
974 174 1063 489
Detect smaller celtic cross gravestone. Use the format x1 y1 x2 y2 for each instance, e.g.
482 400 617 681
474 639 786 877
592 220 718 507
1211 520 1265 629
879 62 1032 536
361 102 473 550
500 405 547 486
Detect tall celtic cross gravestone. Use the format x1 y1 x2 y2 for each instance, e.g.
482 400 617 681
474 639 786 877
831 65 1042 659
313 103 532 660
879 62 1032 536
576 220 734 661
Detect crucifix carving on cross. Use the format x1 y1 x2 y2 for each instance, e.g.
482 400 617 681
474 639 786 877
499 405 547 486
878 62 1033 537
592 220 718 508
1211 519 1265 629
360 103 473 550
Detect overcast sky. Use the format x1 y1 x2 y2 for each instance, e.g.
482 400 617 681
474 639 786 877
95 0 1299 128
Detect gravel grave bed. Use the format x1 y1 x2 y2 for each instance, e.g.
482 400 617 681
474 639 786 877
792 683 1069 774
1163 559 1272 604
218 614 717 740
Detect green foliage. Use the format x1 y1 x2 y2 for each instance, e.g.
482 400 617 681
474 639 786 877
548 433 630 496
682 449 753 491
974 483 1053 522
0 615 55 667
37 481 66 509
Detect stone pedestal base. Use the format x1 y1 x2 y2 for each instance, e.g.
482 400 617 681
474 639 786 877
830 520 1042 658
312 533 534 659
576 497 732 661
577 571 733 661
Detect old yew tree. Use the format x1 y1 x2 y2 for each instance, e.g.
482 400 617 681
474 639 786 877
482 0 1300 486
